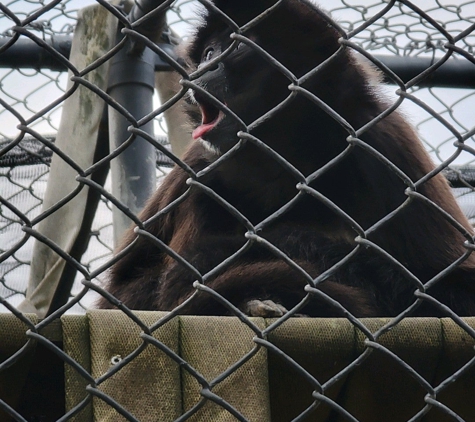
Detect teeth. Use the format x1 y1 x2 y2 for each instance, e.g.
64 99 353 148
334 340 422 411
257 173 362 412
201 104 210 124
187 89 198 105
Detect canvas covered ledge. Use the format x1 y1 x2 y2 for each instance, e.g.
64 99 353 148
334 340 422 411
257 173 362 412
1 311 475 422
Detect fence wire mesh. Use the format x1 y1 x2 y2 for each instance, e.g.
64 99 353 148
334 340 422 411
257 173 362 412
1 0 475 421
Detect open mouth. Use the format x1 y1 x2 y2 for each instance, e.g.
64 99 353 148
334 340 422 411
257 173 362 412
191 93 225 140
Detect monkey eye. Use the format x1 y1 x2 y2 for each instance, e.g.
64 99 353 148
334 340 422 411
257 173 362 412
203 47 214 62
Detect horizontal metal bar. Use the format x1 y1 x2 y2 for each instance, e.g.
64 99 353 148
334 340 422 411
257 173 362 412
377 55 475 89
0 35 473 89
0 35 72 71
0 35 176 71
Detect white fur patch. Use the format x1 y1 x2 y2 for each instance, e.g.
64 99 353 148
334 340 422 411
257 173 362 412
198 138 221 156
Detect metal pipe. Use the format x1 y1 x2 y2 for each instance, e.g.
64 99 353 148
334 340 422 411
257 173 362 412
107 1 170 245
377 55 475 89
0 35 175 71
107 42 157 245
0 35 473 89
0 35 72 71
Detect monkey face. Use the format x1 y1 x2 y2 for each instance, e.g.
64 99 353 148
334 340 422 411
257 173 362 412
187 32 287 154
184 1 344 156
185 4 307 154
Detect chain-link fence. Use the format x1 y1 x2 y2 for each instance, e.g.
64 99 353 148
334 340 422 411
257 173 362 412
1 0 475 421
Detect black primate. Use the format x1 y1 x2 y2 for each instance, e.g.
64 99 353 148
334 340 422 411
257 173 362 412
98 0 475 317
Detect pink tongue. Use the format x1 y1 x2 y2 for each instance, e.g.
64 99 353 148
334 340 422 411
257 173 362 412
192 122 216 140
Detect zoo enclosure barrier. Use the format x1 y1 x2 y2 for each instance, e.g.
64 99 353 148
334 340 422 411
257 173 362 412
0 0 475 421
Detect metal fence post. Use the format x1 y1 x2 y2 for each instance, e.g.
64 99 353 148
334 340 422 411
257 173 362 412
107 37 157 245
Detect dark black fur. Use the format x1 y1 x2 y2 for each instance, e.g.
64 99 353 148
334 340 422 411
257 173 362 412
98 0 475 317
